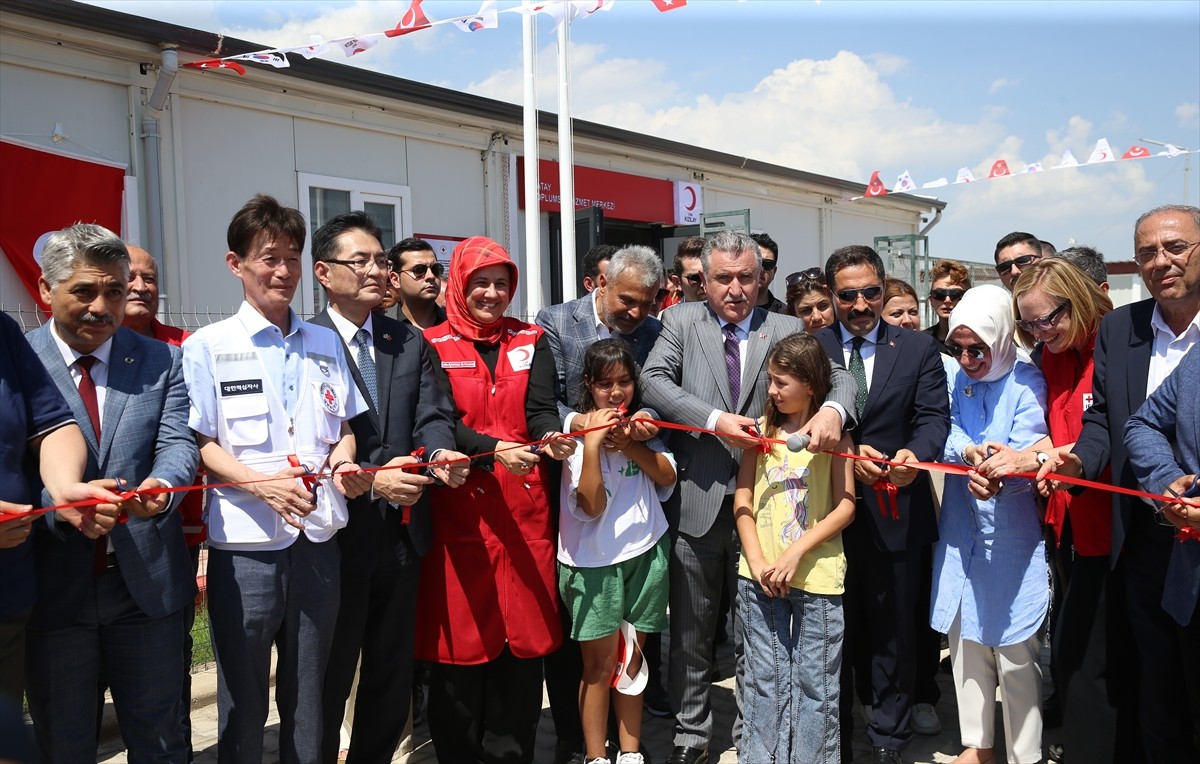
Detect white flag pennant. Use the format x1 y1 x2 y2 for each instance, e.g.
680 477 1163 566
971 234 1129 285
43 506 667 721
892 170 917 193
1056 150 1079 169
335 35 380 57
954 167 976 184
1086 138 1116 164
453 0 500 32
230 50 291 68
283 35 328 60
1022 162 1043 174
922 177 949 189
572 0 616 19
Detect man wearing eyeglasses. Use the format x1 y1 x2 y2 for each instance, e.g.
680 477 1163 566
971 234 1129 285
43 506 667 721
812 245 949 764
1041 204 1200 762
750 232 787 314
994 231 1044 290
389 238 447 330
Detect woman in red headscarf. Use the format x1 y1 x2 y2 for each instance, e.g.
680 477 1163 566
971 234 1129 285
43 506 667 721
418 237 574 763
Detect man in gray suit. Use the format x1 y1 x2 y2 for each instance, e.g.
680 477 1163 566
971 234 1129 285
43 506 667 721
25 223 199 762
642 230 856 764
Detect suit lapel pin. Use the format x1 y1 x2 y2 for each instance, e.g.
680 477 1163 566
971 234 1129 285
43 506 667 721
383 333 392 341
124 356 134 364
889 341 896 347
759 332 767 339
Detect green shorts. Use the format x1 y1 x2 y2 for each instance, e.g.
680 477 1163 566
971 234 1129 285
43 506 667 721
558 533 670 642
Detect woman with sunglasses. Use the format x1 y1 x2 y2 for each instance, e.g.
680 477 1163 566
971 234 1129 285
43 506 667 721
785 267 835 333
985 258 1115 763
418 236 575 763
923 259 971 348
932 285 1049 764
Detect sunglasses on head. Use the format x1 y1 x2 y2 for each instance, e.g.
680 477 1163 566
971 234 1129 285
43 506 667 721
944 342 988 361
929 288 966 302
401 262 445 279
786 267 825 286
994 254 1040 276
834 285 883 303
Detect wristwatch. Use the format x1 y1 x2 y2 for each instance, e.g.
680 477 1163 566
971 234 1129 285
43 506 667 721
1035 451 1050 466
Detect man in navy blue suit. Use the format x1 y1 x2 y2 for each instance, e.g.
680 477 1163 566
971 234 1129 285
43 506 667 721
1045 204 1200 762
813 245 949 764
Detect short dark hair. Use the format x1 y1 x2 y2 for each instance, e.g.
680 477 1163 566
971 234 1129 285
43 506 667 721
750 232 778 260
673 236 706 275
312 211 382 264
824 244 885 288
582 244 618 281
388 237 435 270
1054 245 1108 286
1039 240 1057 257
994 231 1041 261
227 194 307 259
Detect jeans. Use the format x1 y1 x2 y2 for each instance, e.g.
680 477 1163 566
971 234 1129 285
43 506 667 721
739 577 843 764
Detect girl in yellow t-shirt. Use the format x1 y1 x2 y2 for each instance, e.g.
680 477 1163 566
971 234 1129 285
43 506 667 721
733 332 855 764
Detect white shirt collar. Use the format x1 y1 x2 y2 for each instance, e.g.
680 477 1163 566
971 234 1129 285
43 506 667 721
236 300 301 339
839 320 883 347
49 319 114 368
327 307 373 347
590 291 612 338
1150 302 1200 342
722 312 754 338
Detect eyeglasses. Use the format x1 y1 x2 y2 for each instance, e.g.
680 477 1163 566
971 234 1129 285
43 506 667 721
834 285 884 303
944 342 989 361
328 256 389 273
929 288 966 302
761 259 777 271
994 254 1040 276
1016 300 1070 333
786 267 825 286
399 262 445 280
683 273 703 286
1133 240 1199 265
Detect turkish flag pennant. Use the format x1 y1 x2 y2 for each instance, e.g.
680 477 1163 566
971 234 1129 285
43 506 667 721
864 170 888 197
0 140 125 308
650 0 687 11
1123 145 1151 160
183 58 247 75
988 159 1011 178
386 0 434 37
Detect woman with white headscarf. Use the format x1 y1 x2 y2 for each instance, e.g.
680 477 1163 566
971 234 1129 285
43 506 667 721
930 284 1049 764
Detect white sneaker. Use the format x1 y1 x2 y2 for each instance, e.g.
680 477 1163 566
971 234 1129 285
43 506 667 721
584 758 611 764
615 754 645 764
911 702 942 735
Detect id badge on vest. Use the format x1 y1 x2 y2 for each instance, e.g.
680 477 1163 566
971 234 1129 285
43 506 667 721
214 351 271 447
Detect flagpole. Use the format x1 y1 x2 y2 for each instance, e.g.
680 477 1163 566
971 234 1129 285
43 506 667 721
522 7 543 315
557 12 576 302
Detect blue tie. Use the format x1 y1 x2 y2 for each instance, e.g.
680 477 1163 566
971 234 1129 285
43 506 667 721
354 328 378 409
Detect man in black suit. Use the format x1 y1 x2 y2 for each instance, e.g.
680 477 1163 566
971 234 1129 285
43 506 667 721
813 245 949 764
1044 204 1200 762
312 211 469 764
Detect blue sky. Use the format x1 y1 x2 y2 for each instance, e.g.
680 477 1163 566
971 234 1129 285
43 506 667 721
84 0 1200 267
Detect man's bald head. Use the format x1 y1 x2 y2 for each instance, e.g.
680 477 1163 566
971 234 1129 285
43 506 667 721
123 244 160 336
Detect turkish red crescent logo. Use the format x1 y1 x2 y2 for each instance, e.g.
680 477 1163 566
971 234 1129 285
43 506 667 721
865 171 887 197
1096 150 1109 161
989 160 1011 177
684 186 697 211
1123 146 1149 159
510 347 532 364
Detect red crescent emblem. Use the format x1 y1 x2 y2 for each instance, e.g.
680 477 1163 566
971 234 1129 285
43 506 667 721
685 186 697 211
1122 146 1150 159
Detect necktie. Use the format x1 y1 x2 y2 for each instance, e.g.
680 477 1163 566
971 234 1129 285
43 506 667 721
354 328 378 409
76 355 101 440
723 323 741 408
849 336 868 419
76 356 107 575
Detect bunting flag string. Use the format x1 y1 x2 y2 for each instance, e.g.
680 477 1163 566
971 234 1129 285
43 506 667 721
182 0 663 76
858 137 1196 200
6 415 1197 542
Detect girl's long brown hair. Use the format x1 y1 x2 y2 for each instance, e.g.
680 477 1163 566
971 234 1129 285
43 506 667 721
761 332 832 444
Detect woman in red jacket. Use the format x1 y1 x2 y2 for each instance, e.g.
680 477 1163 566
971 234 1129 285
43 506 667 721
986 257 1115 763
419 236 574 763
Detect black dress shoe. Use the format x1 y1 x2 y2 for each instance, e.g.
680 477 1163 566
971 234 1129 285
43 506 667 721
665 745 708 764
871 747 903 764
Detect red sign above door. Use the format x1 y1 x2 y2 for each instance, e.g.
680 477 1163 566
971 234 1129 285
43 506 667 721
516 158 675 224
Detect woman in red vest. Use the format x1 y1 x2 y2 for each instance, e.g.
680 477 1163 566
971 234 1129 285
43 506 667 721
419 236 574 763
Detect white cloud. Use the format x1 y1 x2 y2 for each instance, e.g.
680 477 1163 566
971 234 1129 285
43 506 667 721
1177 102 1200 128
989 77 1016 94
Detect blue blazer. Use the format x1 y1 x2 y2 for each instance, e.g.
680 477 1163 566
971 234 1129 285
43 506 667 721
26 325 198 629
1124 345 1200 626
535 293 662 424
815 322 949 552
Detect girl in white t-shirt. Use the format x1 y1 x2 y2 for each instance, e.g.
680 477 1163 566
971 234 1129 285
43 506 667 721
558 338 676 764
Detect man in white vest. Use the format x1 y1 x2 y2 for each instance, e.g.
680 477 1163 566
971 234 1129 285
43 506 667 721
182 194 372 763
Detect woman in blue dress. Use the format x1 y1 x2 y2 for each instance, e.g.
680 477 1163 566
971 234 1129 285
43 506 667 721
931 284 1049 764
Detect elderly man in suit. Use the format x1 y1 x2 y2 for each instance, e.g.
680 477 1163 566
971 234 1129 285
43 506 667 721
813 245 949 764
642 229 856 764
536 243 667 762
24 223 199 762
1044 204 1200 762
310 211 468 764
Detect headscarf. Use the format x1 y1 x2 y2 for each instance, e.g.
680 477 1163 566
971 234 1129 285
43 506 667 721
445 236 518 345
947 284 1018 383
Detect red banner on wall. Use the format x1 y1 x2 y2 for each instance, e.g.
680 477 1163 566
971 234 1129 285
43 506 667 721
516 158 675 224
0 139 126 308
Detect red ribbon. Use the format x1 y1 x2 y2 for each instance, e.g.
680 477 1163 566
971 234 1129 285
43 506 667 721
874 477 900 520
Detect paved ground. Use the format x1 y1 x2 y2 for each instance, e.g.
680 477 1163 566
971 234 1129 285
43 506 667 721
94 636 1062 764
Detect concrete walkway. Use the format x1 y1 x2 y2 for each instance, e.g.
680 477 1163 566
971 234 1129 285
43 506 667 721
95 638 1062 764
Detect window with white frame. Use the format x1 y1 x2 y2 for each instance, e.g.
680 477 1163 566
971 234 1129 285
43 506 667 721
296 173 413 314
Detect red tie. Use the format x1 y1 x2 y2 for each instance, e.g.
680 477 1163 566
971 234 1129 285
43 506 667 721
77 356 108 575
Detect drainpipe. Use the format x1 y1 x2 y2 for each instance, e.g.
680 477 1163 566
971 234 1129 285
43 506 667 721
141 46 178 315
919 208 942 237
